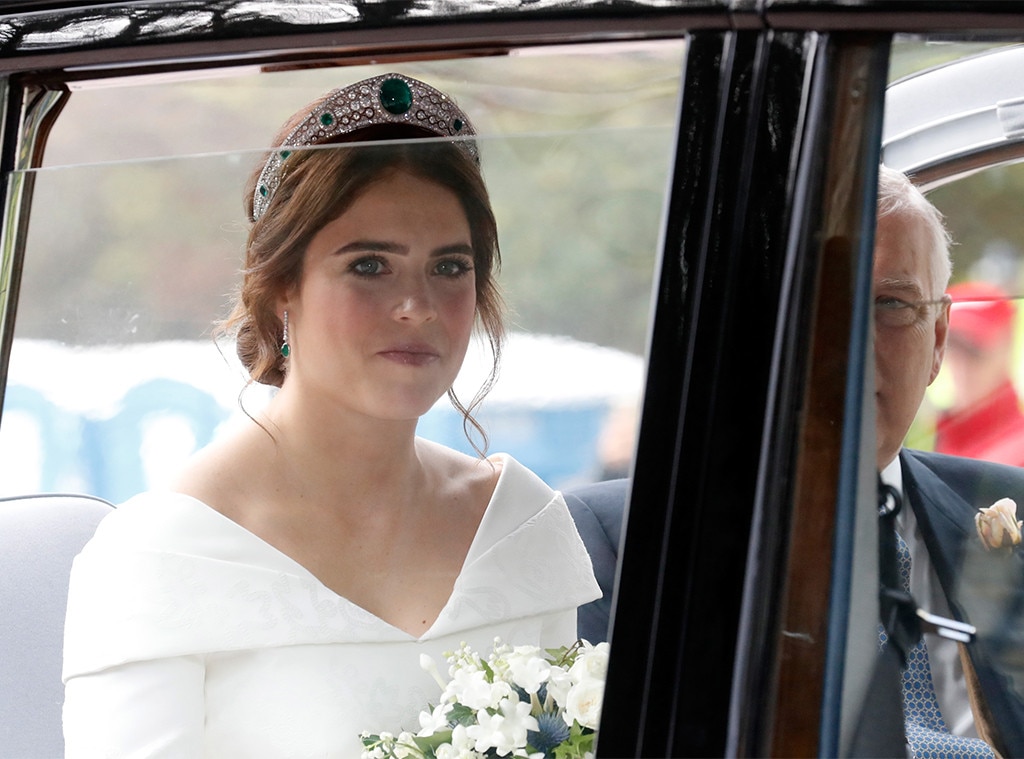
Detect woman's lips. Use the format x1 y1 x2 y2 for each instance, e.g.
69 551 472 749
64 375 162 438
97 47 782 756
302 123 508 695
377 344 440 366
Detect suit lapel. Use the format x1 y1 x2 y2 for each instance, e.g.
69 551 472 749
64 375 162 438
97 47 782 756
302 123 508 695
899 449 1024 757
899 449 975 619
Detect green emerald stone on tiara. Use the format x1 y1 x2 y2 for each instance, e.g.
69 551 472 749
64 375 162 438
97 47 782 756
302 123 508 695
250 73 479 223
379 78 413 115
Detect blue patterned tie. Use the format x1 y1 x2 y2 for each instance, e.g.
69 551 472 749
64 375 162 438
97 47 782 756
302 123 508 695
879 531 995 759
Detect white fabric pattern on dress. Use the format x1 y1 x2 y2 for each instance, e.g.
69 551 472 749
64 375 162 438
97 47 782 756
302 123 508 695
63 454 600 758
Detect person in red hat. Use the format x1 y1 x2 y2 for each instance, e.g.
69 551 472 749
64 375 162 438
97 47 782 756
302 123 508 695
935 280 1024 466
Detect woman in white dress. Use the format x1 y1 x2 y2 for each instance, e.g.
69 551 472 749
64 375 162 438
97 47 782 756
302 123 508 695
62 73 600 758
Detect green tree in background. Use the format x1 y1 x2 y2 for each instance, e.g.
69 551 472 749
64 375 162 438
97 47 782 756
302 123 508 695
19 43 684 357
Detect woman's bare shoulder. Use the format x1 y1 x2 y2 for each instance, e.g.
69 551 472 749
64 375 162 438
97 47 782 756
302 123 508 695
172 422 275 518
415 439 502 514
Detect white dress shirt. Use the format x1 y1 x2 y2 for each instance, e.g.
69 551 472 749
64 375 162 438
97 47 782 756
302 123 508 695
881 456 979 739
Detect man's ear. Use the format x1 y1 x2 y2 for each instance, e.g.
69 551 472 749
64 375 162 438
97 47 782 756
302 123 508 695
929 298 951 385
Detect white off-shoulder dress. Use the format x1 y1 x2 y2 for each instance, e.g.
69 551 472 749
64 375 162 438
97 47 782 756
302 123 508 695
62 454 600 758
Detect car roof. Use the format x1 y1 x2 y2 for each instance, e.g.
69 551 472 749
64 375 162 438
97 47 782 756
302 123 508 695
883 43 1024 190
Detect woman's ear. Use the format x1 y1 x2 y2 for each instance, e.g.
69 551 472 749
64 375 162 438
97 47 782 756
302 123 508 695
276 284 297 317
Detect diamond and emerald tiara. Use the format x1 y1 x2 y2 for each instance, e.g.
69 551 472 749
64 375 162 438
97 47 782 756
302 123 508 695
251 73 479 222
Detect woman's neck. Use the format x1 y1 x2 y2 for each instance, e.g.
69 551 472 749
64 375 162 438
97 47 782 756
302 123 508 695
258 385 428 508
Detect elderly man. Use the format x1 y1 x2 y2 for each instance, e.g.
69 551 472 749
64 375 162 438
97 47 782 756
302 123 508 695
872 164 1024 757
566 165 1024 756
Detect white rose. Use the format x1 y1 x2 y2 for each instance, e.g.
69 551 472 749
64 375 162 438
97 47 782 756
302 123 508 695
976 498 1023 550
568 642 610 683
564 678 605 730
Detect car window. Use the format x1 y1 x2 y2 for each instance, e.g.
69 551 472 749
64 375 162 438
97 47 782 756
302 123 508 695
0 41 683 501
830 36 1024 756
0 19 696 756
886 39 1024 469
912 161 1024 467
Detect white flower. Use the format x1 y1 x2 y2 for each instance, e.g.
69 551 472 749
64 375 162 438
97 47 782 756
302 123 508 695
447 642 484 674
564 678 605 730
450 724 474 752
545 664 574 708
421 653 448 690
506 645 551 694
418 703 453 736
465 698 539 756
976 498 1023 550
393 733 419 759
568 642 610 684
445 668 513 710
436 728 484 759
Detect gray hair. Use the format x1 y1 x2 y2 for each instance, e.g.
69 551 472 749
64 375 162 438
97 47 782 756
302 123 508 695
877 164 952 297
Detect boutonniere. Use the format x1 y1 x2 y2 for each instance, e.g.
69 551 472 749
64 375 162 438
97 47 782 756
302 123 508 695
975 498 1023 551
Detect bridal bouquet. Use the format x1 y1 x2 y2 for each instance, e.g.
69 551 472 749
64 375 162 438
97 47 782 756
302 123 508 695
360 638 607 759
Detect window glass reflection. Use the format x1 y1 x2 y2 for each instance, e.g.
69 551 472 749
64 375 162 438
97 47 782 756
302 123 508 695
845 37 1024 758
913 164 1024 467
0 42 683 502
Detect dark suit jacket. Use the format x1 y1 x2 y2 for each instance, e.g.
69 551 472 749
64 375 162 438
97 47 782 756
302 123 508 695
566 454 1024 755
564 478 628 645
901 448 1024 756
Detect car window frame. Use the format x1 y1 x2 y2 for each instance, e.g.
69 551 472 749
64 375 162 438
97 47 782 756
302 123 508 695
6 2 1024 755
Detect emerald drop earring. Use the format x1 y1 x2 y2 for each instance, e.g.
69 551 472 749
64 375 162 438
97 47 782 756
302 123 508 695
281 310 290 358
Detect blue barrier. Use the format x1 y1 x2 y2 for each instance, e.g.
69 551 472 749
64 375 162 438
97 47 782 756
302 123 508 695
419 402 608 486
80 378 229 503
1 385 85 492
2 382 610 502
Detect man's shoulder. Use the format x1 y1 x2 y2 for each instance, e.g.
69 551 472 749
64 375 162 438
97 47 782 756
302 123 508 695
902 448 1024 508
562 479 629 645
564 478 631 511
563 479 629 547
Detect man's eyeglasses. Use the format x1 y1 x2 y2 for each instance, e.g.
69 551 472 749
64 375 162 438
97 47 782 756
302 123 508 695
874 296 950 329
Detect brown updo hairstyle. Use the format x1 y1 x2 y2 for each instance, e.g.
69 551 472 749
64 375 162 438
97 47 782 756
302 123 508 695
222 94 505 450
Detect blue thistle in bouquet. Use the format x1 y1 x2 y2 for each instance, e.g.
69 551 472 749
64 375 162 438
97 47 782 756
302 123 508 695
528 711 571 753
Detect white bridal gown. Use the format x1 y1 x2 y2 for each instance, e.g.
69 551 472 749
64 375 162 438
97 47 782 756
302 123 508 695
62 454 600 758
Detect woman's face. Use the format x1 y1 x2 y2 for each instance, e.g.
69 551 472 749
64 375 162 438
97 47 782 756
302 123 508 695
282 169 477 421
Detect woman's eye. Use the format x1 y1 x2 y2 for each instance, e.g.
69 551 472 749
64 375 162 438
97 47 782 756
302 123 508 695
350 257 386 276
435 259 473 277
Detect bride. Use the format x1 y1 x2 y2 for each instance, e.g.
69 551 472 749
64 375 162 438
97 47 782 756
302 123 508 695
62 73 600 757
